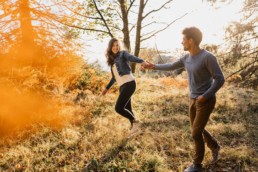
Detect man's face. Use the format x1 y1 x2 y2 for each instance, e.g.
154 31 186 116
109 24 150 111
182 35 191 51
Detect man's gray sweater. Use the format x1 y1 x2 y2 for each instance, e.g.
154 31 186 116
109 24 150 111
155 49 225 99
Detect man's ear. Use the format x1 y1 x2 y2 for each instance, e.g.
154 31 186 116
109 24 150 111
189 38 194 45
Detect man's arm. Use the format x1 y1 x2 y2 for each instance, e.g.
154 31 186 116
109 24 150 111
154 58 184 71
202 55 225 99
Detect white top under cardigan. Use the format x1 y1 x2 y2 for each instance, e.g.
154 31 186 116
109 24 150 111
112 65 135 87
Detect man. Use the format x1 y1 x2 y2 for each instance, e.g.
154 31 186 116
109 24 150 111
142 27 225 172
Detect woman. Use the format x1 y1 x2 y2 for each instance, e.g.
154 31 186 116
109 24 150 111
102 38 148 131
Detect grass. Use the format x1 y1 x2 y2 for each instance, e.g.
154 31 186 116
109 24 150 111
0 75 257 172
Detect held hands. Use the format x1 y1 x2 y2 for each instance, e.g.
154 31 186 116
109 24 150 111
141 61 155 70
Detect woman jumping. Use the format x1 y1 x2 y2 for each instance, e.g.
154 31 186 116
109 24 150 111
102 38 148 132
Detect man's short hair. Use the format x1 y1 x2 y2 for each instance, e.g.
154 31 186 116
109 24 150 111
182 27 202 46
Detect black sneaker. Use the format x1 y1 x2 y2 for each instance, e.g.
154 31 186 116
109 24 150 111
184 164 202 172
211 145 221 164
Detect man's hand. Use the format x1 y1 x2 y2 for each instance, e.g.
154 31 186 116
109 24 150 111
101 88 108 96
141 61 149 68
196 95 206 103
141 61 155 70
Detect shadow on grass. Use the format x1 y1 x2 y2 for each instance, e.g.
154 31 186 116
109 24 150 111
82 137 132 172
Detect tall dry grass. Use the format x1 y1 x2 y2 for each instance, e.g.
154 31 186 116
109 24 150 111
0 74 257 171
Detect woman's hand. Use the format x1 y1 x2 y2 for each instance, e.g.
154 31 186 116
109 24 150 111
141 61 155 69
101 88 108 96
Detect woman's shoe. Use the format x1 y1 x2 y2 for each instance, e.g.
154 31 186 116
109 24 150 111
130 120 142 133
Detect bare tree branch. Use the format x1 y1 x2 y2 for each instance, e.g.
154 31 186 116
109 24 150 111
216 47 257 60
59 21 112 35
127 0 136 15
141 12 188 42
0 19 18 24
34 9 112 35
155 42 165 63
129 23 136 32
129 9 139 14
233 36 258 43
142 21 169 29
114 0 120 7
99 23 121 31
144 0 150 8
143 0 173 20
92 0 114 38
108 7 123 20
62 4 102 20
226 59 258 79
33 1 64 10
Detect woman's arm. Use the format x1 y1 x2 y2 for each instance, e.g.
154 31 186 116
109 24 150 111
105 75 116 90
123 51 144 63
102 68 116 95
102 75 116 95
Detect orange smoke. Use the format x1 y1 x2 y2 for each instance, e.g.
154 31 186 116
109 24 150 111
0 56 85 138
0 0 89 138
0 52 86 137
0 85 59 136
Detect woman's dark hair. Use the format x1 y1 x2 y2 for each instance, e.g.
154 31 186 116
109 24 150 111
106 38 120 66
182 27 202 46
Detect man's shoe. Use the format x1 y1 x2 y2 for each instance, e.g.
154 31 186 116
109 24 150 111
184 164 202 172
211 145 221 164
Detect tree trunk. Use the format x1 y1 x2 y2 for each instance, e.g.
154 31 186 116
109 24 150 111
131 0 144 73
119 0 131 52
18 0 36 63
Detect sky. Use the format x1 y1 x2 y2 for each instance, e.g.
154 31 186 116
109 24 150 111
83 0 244 71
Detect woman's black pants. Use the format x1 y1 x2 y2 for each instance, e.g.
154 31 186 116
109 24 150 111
115 80 136 124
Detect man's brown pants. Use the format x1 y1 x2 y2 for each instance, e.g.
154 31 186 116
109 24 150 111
189 97 220 164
